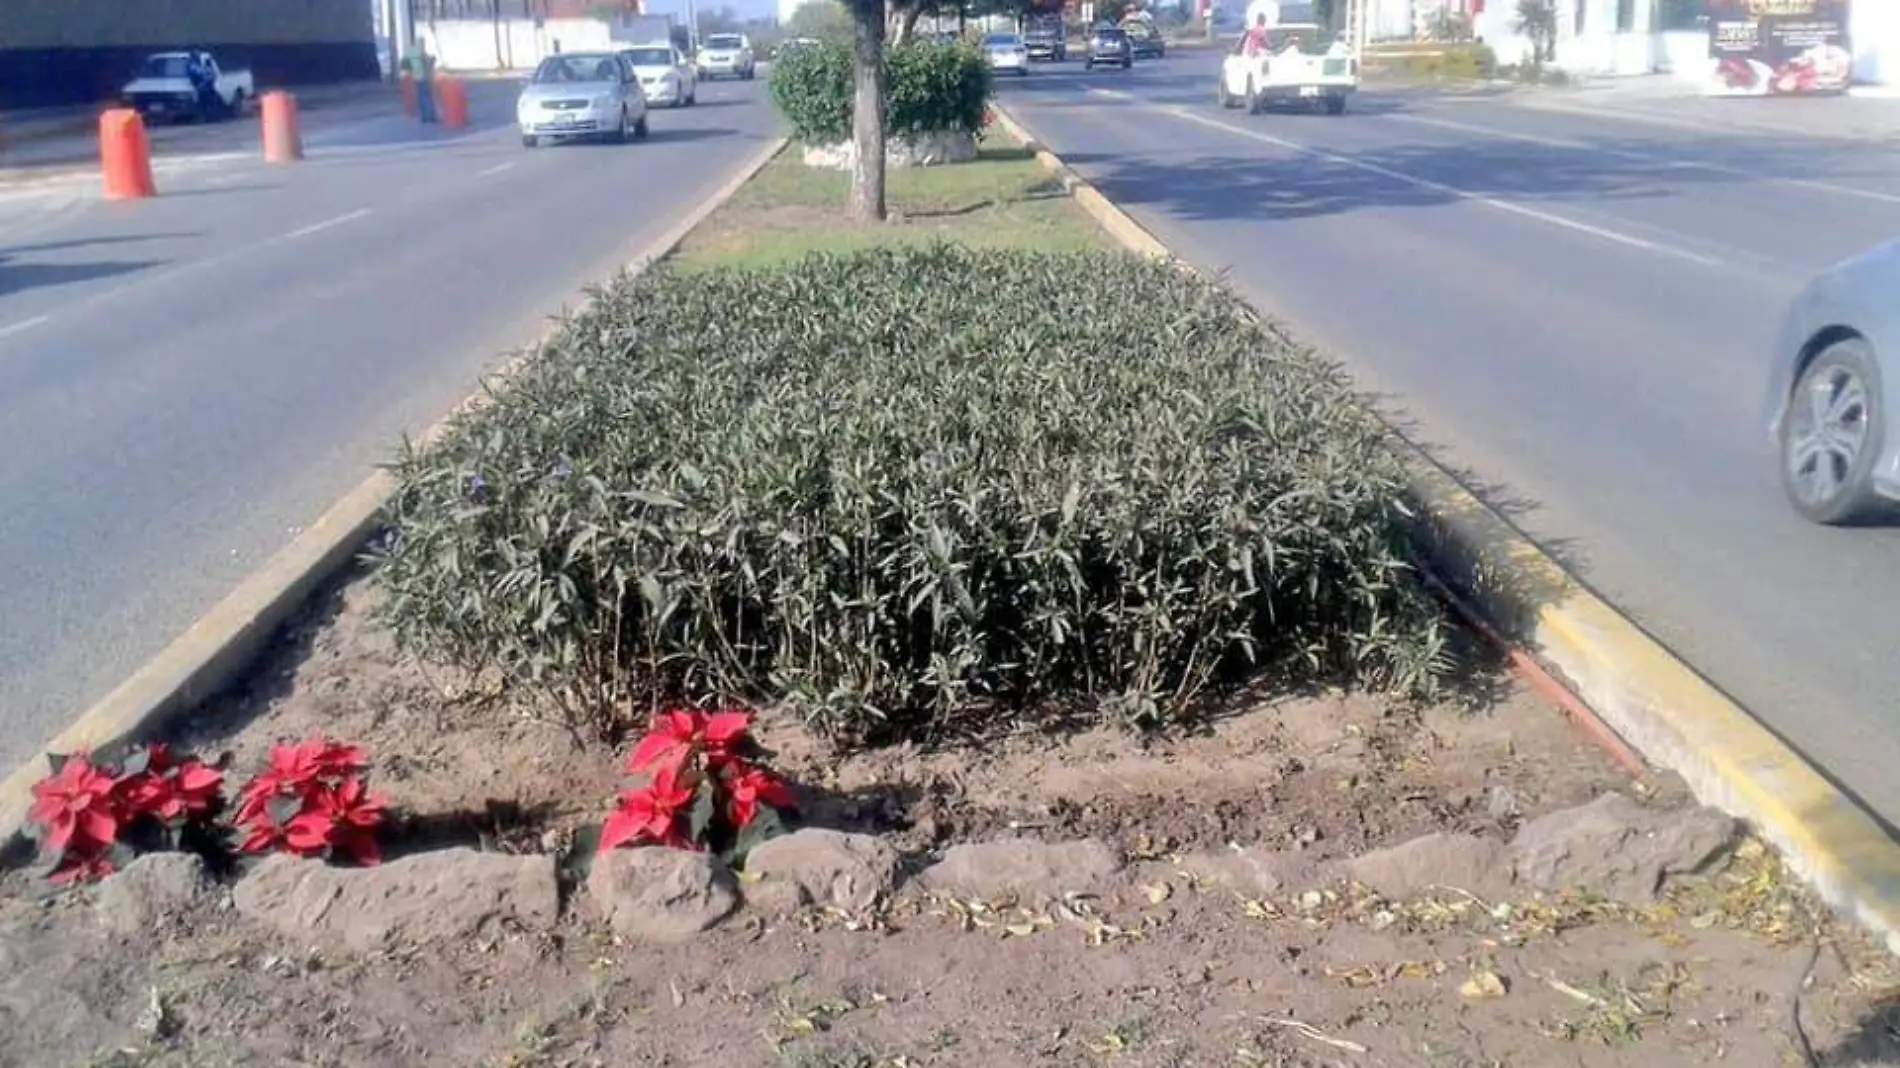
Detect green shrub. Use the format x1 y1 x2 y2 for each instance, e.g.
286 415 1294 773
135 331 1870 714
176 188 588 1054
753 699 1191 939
1368 42 1497 81
374 247 1449 745
769 38 991 144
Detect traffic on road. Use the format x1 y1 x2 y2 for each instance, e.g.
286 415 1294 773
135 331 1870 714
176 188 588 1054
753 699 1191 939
988 51 1900 830
0 71 783 774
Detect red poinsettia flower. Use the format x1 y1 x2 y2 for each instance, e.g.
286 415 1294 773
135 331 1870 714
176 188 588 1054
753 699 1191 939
724 763 797 830
27 753 120 853
625 709 753 773
599 764 697 852
236 737 366 823
117 746 223 824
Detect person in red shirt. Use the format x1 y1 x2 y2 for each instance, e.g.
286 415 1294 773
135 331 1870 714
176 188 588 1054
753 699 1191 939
1243 13 1270 57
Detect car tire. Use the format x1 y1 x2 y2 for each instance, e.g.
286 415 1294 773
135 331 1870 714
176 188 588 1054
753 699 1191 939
633 113 649 140
1218 78 1237 108
522 133 539 148
1086 59 1095 70
1246 78 1263 114
228 89 247 119
1781 337 1889 525
1325 94 1346 115
617 107 632 143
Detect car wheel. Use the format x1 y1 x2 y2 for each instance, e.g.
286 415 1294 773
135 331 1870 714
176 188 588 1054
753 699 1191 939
633 113 649 140
1218 78 1236 108
522 133 539 148
1780 337 1889 524
1246 78 1263 114
1325 94 1346 115
228 89 246 118
1086 59 1095 69
617 107 632 142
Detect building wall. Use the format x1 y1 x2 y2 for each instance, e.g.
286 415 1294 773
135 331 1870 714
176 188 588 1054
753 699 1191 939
0 0 378 108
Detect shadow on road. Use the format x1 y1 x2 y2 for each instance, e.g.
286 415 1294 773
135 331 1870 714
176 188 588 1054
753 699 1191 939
0 258 160 297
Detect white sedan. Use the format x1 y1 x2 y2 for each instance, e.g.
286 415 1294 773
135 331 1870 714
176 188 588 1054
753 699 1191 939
983 32 1031 76
620 43 697 107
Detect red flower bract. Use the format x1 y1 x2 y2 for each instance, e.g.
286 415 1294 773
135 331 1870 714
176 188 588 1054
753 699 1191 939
115 744 223 824
232 736 385 866
725 763 796 830
625 709 753 774
27 753 119 854
599 764 697 852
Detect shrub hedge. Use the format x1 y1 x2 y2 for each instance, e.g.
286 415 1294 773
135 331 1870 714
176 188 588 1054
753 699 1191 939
770 38 991 145
374 247 1449 745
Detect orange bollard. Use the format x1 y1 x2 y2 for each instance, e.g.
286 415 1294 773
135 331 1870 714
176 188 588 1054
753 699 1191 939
400 72 418 117
436 77 470 130
98 108 156 200
259 90 304 163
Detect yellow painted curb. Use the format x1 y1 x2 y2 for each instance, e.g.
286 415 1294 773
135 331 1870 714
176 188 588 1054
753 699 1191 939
992 101 1900 956
0 134 791 844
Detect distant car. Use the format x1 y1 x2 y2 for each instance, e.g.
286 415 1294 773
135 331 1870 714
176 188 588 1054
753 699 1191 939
1024 20 1067 61
1085 26 1133 70
1121 19 1165 58
621 43 697 107
983 32 1030 76
698 32 755 79
121 50 253 123
1765 239 1900 524
516 52 649 147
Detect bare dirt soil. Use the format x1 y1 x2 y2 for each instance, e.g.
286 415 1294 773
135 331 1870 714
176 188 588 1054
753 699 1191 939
3 575 1898 1068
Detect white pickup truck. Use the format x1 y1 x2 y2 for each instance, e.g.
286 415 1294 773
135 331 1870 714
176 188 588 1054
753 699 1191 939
121 51 254 123
1217 24 1357 115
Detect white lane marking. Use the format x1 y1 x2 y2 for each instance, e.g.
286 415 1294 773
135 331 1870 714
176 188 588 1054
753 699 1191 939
282 208 372 240
477 161 518 177
0 315 51 340
1087 89 1723 268
1387 112 1900 208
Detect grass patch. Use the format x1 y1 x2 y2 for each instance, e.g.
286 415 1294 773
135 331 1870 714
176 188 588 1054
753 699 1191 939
670 136 1111 270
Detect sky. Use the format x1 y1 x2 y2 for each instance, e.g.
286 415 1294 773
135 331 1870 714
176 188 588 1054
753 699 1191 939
643 0 782 26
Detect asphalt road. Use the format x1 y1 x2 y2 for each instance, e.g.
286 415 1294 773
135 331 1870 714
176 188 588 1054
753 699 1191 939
0 76 782 772
995 59 1900 827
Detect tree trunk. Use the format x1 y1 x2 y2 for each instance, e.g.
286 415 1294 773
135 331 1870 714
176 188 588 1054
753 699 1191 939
894 3 925 44
848 4 888 223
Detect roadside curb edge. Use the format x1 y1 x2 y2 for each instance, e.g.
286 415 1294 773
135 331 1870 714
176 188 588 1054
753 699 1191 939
991 101 1900 956
0 133 791 844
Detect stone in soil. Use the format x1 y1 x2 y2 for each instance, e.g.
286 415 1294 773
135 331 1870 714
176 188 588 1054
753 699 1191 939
917 837 1122 900
232 848 558 953
1509 792 1735 905
741 828 899 914
584 847 738 942
95 852 213 934
1171 846 1311 896
1341 832 1509 901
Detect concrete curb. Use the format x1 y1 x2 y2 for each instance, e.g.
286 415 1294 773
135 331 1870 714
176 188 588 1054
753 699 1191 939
991 101 1900 957
0 133 791 845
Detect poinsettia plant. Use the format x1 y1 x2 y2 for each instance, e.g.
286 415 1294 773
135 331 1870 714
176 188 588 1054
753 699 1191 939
25 743 225 884
599 709 797 863
231 736 386 865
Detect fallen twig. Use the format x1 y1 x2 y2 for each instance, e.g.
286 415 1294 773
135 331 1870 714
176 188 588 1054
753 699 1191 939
1257 1016 1369 1054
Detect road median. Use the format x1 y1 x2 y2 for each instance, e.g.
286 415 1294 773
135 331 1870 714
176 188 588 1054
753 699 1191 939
4 99 1898 1064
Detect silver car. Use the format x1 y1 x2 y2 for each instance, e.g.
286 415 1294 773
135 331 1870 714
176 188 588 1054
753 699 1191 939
516 52 649 147
1765 238 1900 524
698 33 755 80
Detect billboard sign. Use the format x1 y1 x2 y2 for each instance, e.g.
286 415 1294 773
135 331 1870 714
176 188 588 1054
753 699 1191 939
1706 0 1853 96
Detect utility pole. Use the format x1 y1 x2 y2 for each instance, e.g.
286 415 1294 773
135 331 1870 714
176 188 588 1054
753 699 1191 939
393 0 416 71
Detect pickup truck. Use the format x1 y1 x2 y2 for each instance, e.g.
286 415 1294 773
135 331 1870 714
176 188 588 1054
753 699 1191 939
1217 24 1356 115
121 50 254 123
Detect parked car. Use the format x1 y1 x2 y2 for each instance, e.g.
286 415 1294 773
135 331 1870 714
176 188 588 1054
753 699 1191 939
1764 238 1900 524
1085 26 1133 70
983 32 1031 76
1024 18 1067 61
121 50 253 123
698 33 756 79
1121 19 1165 59
620 43 697 107
516 52 649 146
